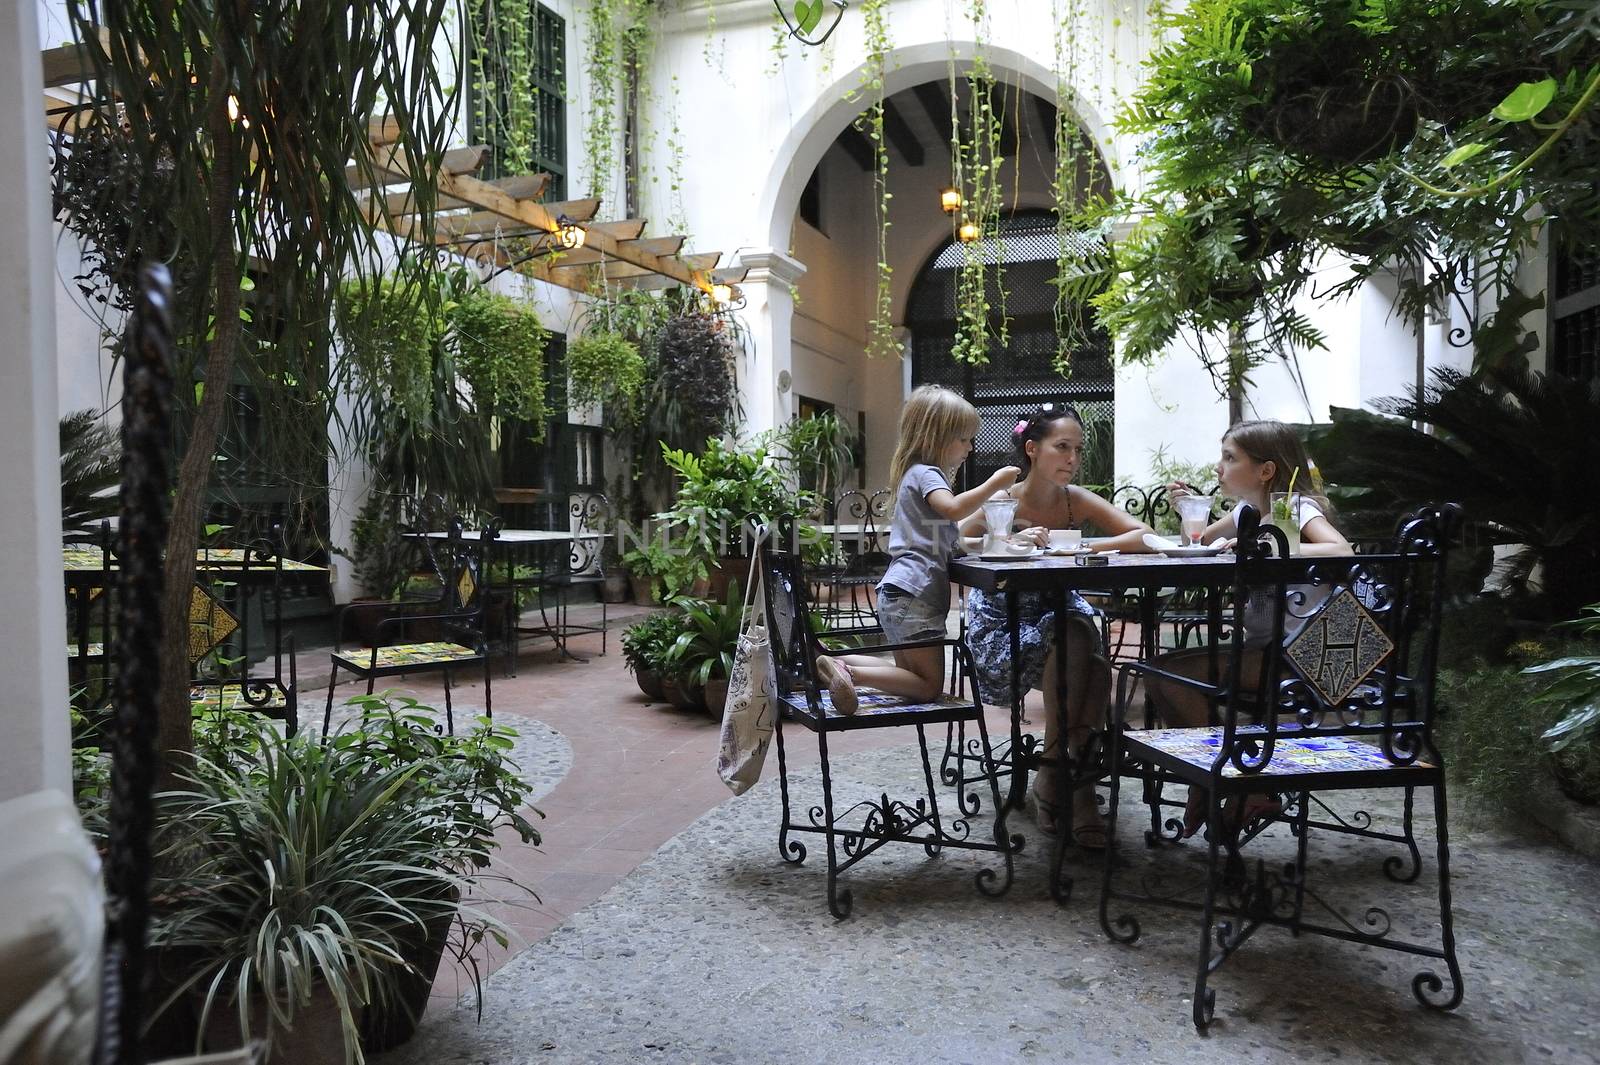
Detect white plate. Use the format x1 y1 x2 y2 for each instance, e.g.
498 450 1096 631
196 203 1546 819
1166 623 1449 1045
978 547 1041 561
1143 532 1226 557
1044 545 1092 556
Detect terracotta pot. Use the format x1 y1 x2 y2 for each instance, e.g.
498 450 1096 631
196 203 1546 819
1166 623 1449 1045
635 667 666 701
628 574 661 605
703 554 748 604
661 675 705 712
601 573 631 604
704 677 729 719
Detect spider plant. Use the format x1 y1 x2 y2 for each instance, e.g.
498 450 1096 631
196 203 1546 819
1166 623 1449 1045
150 699 539 1062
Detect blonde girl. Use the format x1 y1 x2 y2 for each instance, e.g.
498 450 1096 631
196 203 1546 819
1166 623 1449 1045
815 385 1020 711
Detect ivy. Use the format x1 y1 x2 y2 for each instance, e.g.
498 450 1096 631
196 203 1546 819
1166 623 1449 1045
336 278 442 424
860 0 897 359
949 0 1008 365
582 0 620 205
466 0 539 175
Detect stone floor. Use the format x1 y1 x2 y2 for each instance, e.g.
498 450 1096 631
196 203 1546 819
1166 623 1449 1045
326 617 1600 1065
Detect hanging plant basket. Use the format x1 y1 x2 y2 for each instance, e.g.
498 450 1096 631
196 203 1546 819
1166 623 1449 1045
1249 78 1420 165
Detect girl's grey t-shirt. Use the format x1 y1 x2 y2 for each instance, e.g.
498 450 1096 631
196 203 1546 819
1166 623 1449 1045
880 463 957 598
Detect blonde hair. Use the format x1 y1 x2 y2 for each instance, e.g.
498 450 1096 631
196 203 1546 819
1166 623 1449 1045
890 385 979 488
1223 419 1333 515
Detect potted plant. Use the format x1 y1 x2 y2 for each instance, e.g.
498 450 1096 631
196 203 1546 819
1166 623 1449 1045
656 438 814 601
621 611 681 701
567 329 644 423
145 695 540 1062
622 541 673 605
664 582 745 719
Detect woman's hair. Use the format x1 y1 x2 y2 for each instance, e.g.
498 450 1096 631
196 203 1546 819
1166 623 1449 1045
889 385 980 487
1223 419 1332 514
1012 403 1084 479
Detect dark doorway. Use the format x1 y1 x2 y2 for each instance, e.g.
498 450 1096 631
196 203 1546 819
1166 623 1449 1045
906 210 1115 490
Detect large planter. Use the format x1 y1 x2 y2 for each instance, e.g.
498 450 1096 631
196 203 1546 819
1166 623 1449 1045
634 667 666 701
704 677 729 720
203 983 346 1065
359 889 458 1053
601 572 631 604
628 573 661 606
703 554 748 603
661 675 705 713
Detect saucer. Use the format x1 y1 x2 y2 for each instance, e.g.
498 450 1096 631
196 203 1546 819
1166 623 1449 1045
978 546 1041 561
1044 545 1092 556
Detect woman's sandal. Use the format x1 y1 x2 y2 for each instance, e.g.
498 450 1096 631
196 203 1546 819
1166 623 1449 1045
1029 781 1059 836
813 654 858 714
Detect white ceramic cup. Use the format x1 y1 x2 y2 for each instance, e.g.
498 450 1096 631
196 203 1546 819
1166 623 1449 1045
1049 528 1083 550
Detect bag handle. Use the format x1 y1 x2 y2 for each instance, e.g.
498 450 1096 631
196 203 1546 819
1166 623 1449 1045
736 523 767 636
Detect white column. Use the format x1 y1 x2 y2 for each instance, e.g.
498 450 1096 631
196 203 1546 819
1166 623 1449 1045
735 249 807 437
0 0 71 801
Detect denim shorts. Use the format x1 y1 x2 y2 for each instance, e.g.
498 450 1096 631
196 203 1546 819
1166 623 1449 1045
876 583 950 644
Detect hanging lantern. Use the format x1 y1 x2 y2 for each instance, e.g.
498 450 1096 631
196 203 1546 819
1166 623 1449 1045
940 187 962 215
957 219 980 243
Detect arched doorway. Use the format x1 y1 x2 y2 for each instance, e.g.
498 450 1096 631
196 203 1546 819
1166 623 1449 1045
906 210 1115 489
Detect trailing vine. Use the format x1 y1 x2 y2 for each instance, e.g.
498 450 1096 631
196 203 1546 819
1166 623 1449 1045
1050 0 1098 377
582 0 620 205
860 0 897 359
466 0 539 175
336 277 442 423
949 0 1008 365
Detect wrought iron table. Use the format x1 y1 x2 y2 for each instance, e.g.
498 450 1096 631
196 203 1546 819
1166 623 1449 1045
950 551 1238 900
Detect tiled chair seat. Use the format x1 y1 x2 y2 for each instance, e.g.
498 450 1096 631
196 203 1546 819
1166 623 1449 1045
68 642 105 660
332 640 481 672
190 683 289 713
780 688 975 727
1125 725 1437 781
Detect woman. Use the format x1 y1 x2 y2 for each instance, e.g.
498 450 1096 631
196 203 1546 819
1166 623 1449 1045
960 405 1152 844
1151 419 1352 837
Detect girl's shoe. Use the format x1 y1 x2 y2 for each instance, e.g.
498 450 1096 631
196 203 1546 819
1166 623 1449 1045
814 655 858 714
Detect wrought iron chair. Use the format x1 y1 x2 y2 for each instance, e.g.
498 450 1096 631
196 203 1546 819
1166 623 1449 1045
760 518 1021 919
322 519 496 736
1097 502 1464 1030
65 520 116 708
808 488 891 637
188 524 300 735
514 493 612 663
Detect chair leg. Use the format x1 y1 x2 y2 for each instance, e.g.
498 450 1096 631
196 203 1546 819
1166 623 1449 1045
322 663 340 738
973 710 1018 900
914 724 946 856
600 598 608 656
818 729 851 919
443 669 455 735
1413 778 1465 1012
1385 785 1424 883
776 715 803 865
483 654 493 722
1098 730 1139 943
1192 793 1225 1032
365 673 376 695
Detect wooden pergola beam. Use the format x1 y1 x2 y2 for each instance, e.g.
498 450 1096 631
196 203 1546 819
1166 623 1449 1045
382 172 550 217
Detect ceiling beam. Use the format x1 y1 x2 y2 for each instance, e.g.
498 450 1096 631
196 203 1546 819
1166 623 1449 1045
990 84 1019 157
1032 94 1058 146
836 121 875 172
912 82 954 153
879 98 924 167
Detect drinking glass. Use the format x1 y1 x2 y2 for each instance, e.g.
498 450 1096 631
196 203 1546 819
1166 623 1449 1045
1267 492 1301 556
1174 495 1211 547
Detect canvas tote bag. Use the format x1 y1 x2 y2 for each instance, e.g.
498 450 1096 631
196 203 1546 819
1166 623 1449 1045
716 531 776 794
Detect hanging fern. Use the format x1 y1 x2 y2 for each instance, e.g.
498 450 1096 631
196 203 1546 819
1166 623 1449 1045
336 277 442 424
450 288 550 432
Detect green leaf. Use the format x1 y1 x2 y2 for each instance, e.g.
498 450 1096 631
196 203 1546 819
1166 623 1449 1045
794 0 822 35
194 381 204 404
1440 142 1488 168
1541 703 1600 751
1492 78 1557 122
1521 656 1600 675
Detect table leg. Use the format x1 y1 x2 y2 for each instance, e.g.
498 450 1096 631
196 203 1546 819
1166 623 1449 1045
1005 588 1027 811
1049 585 1075 904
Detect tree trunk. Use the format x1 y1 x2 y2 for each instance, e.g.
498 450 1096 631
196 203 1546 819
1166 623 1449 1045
155 58 243 786
1227 325 1247 425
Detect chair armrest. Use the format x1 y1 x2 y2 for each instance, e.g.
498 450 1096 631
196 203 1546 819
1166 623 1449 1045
817 636 961 657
